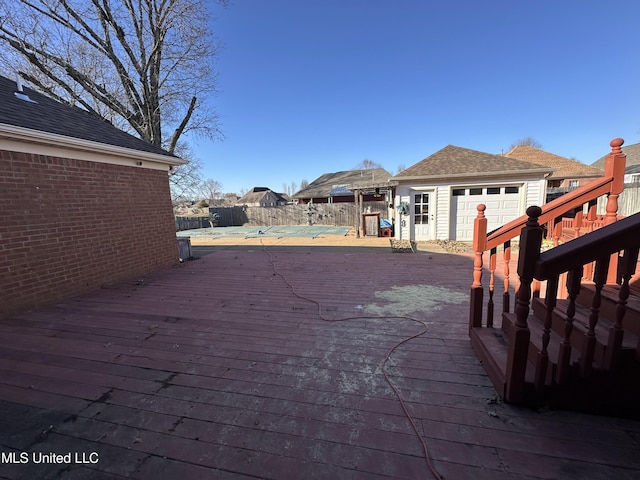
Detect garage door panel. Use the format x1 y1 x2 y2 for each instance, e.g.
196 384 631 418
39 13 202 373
483 200 503 210
452 186 521 241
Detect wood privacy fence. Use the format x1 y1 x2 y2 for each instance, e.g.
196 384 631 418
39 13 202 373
597 182 640 217
175 201 391 231
175 216 211 231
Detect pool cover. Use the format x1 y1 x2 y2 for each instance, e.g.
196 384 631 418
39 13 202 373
177 225 351 239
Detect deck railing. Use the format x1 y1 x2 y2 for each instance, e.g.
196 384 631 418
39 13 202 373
507 208 640 400
470 138 627 331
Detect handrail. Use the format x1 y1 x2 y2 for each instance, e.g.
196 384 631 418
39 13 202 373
486 177 612 249
470 138 627 332
484 137 627 250
470 139 633 405
534 211 640 279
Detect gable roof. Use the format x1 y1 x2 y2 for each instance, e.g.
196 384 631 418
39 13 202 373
505 145 603 179
294 168 393 199
0 75 181 163
395 145 551 180
592 142 640 170
237 188 287 205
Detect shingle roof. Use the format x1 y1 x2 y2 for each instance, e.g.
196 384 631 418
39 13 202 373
592 142 640 170
626 164 640 175
395 145 551 179
505 145 603 179
237 188 287 205
294 168 393 199
0 75 176 158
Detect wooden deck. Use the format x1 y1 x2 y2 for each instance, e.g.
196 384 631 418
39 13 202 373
1 245 640 479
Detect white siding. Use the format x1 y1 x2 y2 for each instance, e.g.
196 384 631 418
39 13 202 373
395 186 412 241
524 177 546 210
435 186 449 240
395 175 548 241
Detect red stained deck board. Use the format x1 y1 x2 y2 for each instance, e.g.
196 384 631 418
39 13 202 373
0 247 639 479
132 456 257 480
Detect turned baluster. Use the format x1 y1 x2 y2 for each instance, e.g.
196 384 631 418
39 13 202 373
556 267 582 384
587 202 597 233
583 203 598 280
487 247 496 328
581 256 610 377
535 276 558 392
503 240 511 314
469 204 487 332
604 247 639 370
552 221 562 247
532 279 541 299
505 206 542 402
573 211 583 239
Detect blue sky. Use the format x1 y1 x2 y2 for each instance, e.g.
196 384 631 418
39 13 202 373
193 0 640 195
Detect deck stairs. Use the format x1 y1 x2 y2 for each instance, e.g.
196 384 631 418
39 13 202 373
468 138 640 417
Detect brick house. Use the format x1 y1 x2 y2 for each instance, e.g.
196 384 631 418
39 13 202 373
0 75 184 318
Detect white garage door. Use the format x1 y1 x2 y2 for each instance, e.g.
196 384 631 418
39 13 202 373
451 185 522 241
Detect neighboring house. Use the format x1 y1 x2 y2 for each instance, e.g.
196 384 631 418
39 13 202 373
393 145 552 242
625 164 640 184
593 142 640 215
592 141 640 170
237 187 288 206
292 168 393 204
504 145 604 191
0 75 184 318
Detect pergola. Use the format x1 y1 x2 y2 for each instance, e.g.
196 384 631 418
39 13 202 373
346 180 399 238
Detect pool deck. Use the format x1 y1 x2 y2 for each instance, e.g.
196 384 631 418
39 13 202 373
1 240 639 479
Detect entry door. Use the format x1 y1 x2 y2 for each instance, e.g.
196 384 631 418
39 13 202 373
412 191 433 240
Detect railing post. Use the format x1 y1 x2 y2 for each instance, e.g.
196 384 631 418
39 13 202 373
470 204 487 333
605 138 627 284
505 206 542 402
604 138 626 226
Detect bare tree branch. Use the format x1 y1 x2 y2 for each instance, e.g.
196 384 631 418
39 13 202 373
0 0 224 151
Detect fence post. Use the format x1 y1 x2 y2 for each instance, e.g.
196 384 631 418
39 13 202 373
469 204 487 333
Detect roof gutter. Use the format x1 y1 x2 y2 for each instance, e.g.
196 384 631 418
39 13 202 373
0 123 187 170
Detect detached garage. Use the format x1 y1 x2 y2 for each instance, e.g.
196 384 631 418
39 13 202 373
393 145 551 242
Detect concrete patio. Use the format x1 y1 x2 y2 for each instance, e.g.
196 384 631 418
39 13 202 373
1 241 639 479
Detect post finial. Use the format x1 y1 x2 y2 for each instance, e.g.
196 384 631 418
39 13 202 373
610 138 624 154
526 205 542 220
476 203 486 217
